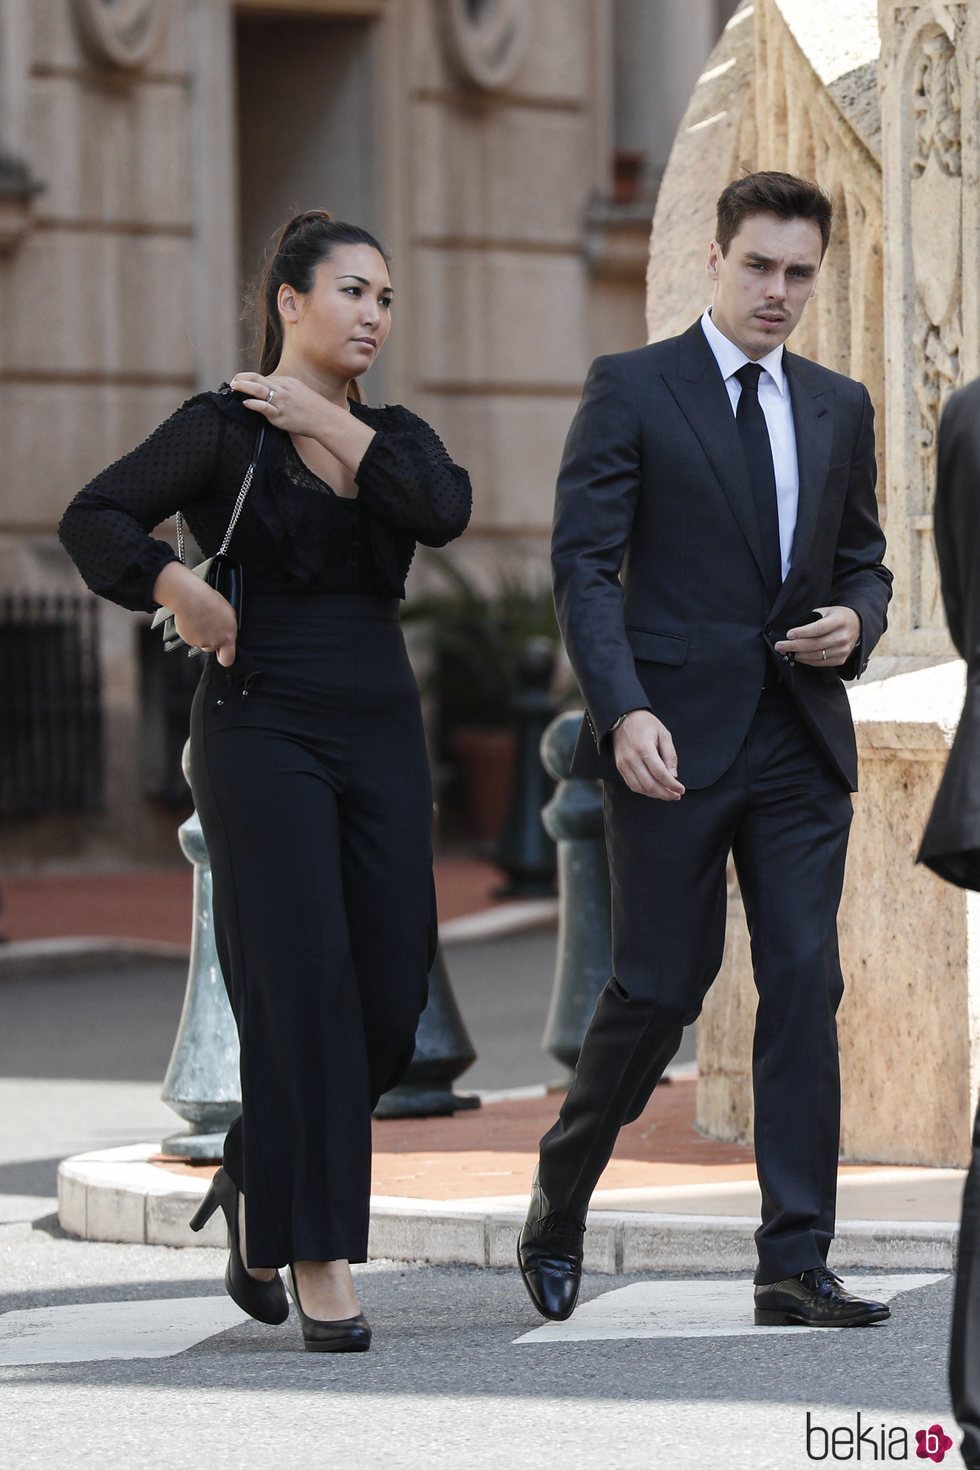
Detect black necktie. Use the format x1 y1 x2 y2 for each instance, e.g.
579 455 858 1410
734 362 782 599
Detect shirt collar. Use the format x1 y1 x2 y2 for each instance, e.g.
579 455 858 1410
700 308 787 397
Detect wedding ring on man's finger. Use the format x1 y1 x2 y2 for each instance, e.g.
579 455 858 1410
267 387 276 404
821 648 827 660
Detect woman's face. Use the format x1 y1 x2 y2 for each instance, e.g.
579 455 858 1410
282 243 393 380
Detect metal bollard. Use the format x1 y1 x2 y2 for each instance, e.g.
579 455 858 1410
373 943 481 1118
495 635 559 897
162 746 479 1137
540 711 611 1073
160 740 241 1160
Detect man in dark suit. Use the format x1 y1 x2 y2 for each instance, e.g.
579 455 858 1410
519 171 893 1327
919 376 980 1468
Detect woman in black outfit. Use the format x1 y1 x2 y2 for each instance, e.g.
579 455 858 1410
59 212 471 1351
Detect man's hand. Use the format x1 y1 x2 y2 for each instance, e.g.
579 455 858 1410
774 606 861 668
612 710 685 800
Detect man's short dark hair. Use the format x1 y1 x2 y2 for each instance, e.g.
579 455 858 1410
716 171 833 258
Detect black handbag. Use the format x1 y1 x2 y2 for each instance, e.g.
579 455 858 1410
151 425 265 655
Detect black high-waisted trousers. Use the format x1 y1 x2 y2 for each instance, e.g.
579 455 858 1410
189 593 435 1268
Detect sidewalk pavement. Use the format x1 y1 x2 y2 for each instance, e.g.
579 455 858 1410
58 1076 963 1275
1 860 965 1274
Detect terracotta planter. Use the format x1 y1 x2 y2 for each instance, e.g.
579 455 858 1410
612 149 647 205
450 725 517 844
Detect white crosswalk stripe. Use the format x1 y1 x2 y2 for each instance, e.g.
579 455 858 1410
514 1274 947 1343
0 1295 248 1366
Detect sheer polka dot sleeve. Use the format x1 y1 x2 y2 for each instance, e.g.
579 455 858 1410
59 400 224 613
354 405 472 547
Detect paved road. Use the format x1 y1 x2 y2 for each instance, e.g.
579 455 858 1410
0 941 959 1469
0 1223 959 1470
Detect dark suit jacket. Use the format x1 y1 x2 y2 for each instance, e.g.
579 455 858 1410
919 377 980 888
552 320 893 792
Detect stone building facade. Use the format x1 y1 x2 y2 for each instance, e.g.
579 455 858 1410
0 0 736 865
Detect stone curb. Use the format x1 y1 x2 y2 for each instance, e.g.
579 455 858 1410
57 1147 958 1274
0 938 189 976
438 900 558 945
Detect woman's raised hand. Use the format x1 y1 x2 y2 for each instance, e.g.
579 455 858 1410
230 373 341 438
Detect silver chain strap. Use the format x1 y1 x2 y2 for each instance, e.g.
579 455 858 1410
174 425 265 564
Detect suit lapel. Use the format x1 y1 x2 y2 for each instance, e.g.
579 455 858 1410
662 322 772 590
768 352 835 621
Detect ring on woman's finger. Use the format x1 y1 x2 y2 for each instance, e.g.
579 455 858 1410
267 387 276 404
821 648 827 660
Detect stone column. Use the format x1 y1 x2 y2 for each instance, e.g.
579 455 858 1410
840 663 980 1165
186 0 238 388
878 0 976 659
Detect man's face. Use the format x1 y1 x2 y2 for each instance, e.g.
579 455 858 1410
706 211 823 359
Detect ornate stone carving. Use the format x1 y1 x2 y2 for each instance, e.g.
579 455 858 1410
0 1 42 252
914 302 961 456
909 26 963 460
73 0 164 71
911 29 961 181
441 0 532 91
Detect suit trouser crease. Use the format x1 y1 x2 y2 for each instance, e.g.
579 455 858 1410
538 686 852 1282
189 595 433 1268
732 763 849 1275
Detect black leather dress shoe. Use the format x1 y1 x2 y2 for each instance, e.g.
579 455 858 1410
754 1267 891 1328
518 1180 585 1322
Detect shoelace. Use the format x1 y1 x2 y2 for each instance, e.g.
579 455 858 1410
805 1266 844 1292
538 1211 586 1253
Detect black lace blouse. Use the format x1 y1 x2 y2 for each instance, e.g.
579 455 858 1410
59 387 472 612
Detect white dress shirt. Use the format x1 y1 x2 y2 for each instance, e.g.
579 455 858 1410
700 308 800 582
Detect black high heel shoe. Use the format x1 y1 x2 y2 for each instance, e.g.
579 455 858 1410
287 1266 372 1353
189 1166 289 1326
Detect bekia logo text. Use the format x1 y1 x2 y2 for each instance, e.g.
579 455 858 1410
806 1412 954 1461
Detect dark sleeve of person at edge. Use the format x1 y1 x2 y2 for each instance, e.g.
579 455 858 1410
57 390 472 614
918 376 980 1470
918 377 980 890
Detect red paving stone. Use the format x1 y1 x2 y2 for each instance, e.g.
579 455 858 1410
0 854 502 946
153 1080 760 1197
368 1080 760 1198
151 1079 888 1199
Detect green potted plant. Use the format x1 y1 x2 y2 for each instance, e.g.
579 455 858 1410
404 552 573 843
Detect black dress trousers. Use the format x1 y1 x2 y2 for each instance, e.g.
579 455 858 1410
190 593 436 1268
538 681 853 1284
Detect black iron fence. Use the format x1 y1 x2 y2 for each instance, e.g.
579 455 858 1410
0 593 103 817
139 622 199 806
